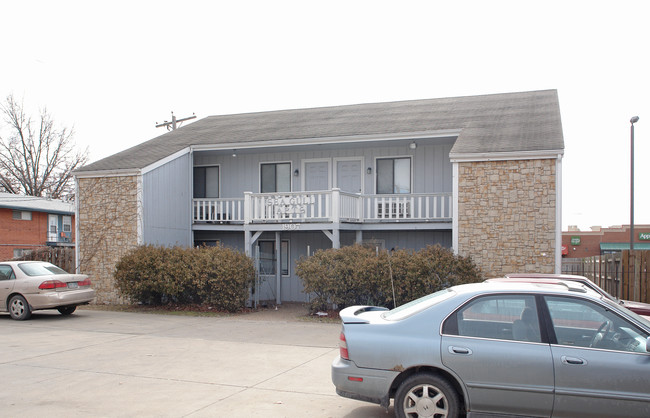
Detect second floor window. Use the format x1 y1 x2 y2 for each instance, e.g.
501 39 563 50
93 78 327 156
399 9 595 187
377 157 411 194
261 163 291 193
194 166 219 198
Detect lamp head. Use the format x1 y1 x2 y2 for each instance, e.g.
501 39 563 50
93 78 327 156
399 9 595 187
630 116 639 124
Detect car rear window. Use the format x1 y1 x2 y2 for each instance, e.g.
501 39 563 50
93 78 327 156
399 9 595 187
382 288 455 321
18 262 68 276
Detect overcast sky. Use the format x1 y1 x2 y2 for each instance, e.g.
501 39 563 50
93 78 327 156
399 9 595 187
2 0 648 231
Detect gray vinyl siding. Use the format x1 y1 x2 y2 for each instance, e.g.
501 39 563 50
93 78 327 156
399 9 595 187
142 154 191 246
191 229 451 303
193 231 244 249
359 231 452 250
192 138 454 196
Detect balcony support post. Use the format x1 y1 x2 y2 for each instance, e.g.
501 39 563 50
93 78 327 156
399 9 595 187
332 226 340 249
244 229 251 256
243 192 252 224
275 231 282 305
244 228 262 257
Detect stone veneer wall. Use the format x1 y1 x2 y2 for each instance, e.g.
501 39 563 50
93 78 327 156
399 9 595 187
77 175 139 303
457 159 556 277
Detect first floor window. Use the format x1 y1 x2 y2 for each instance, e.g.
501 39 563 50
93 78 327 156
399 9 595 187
261 163 291 193
377 157 411 194
258 240 289 276
194 166 219 198
13 249 31 259
63 216 72 233
12 210 32 220
194 239 221 248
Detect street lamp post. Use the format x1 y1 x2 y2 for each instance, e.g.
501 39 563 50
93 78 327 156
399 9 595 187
630 116 639 251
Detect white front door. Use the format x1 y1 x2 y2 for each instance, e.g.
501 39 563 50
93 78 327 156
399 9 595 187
304 161 329 191
48 215 58 242
336 159 362 193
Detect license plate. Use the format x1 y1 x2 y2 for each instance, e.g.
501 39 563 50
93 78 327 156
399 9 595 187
67 282 79 289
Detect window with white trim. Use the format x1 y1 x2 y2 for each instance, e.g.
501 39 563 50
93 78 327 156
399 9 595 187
12 210 32 220
376 157 411 194
63 216 72 233
258 240 289 276
261 163 291 193
13 249 32 259
193 166 219 198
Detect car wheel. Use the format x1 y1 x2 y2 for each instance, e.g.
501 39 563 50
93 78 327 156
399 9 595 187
9 295 32 320
395 373 459 418
57 306 77 316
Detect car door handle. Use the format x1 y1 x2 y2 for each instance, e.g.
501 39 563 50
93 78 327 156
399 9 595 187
448 346 472 355
561 356 587 365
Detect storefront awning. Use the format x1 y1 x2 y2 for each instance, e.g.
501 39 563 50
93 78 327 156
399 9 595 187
600 243 650 251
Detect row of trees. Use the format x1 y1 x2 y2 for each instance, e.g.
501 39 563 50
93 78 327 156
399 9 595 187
0 94 87 200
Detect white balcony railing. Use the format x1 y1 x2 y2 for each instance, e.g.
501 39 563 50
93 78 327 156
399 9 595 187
193 198 245 222
193 190 452 224
363 193 452 220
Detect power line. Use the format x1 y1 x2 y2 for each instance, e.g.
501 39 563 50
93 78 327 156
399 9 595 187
155 111 196 131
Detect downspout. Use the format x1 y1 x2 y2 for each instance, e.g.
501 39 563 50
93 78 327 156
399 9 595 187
136 172 144 245
74 176 80 273
555 154 563 273
276 231 281 305
189 148 194 247
452 162 459 255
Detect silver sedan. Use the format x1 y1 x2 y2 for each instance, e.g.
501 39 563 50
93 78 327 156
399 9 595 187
332 281 650 417
0 261 96 320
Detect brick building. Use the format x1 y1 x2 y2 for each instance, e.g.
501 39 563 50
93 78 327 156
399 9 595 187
0 193 75 260
562 225 650 258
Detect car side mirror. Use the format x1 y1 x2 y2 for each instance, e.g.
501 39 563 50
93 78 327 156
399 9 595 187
647 337 650 353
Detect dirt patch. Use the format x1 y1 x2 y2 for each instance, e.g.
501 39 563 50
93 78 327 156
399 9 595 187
81 302 341 322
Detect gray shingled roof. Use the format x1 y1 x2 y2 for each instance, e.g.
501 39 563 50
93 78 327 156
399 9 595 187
77 89 564 172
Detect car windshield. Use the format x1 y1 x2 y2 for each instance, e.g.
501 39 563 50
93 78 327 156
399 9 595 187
576 280 616 301
600 296 650 328
18 262 68 276
382 288 455 321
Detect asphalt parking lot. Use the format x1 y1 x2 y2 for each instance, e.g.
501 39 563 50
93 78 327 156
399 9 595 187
0 308 395 417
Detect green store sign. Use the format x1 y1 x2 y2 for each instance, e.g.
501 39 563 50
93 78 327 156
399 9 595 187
640 232 650 241
570 236 581 246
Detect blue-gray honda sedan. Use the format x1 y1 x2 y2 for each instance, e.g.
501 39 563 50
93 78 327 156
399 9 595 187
332 281 650 417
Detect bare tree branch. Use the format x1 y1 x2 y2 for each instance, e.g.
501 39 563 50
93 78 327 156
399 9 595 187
0 94 88 200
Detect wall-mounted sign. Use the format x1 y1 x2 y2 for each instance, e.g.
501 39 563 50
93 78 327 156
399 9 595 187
640 232 650 241
570 236 581 246
267 195 315 216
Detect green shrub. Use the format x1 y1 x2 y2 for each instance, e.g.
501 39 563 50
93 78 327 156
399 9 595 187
296 244 482 312
114 245 255 312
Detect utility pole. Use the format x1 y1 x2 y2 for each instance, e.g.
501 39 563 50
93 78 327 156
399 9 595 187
155 111 196 131
630 116 639 251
